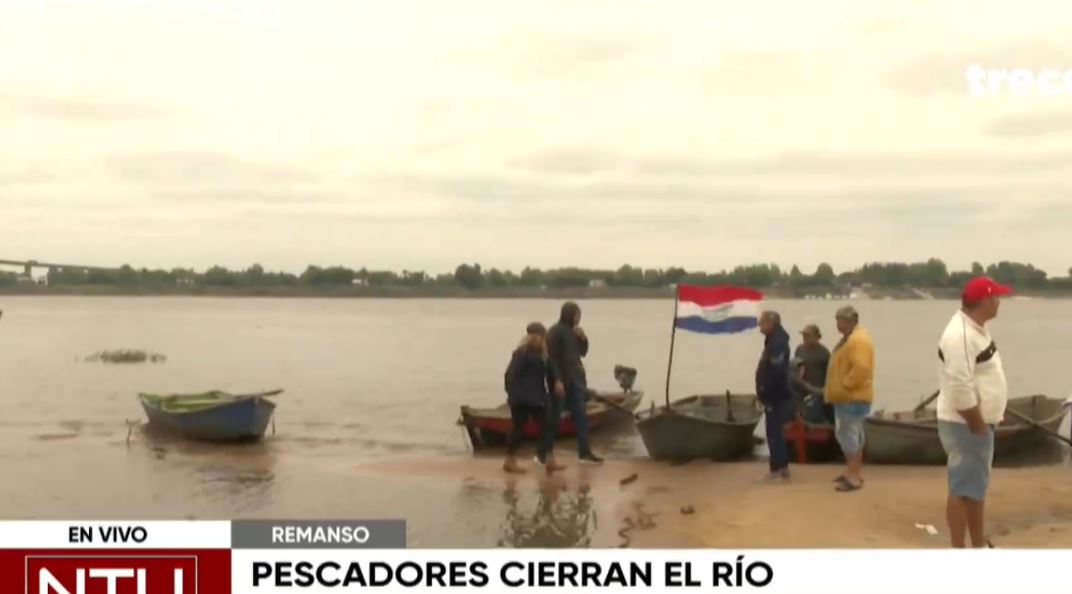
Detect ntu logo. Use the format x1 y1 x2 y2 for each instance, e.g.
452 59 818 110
26 556 197 594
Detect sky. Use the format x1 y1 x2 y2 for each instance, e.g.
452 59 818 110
1 0 1071 275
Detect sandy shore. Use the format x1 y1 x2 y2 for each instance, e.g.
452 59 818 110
2 431 1067 547
356 456 1072 548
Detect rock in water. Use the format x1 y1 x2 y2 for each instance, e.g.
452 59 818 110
85 349 167 364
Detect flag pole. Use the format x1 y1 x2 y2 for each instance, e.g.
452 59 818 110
664 285 679 409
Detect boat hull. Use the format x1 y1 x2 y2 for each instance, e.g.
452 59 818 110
863 394 1067 465
636 394 761 462
784 418 841 463
140 396 276 443
460 391 643 450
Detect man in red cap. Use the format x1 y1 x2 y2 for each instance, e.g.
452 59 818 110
935 275 1012 548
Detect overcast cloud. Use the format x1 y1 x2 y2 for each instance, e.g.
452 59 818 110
1 0 1070 274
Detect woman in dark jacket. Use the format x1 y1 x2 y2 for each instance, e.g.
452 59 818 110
502 322 554 473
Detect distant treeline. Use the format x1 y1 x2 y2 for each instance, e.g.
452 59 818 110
2 259 1070 293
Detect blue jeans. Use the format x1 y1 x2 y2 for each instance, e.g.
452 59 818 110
538 377 591 459
833 402 871 456
764 399 791 472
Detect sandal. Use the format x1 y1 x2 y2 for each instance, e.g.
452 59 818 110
835 476 862 492
832 475 864 485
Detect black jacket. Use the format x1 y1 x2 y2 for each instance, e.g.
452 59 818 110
504 347 553 408
756 325 792 404
547 302 588 384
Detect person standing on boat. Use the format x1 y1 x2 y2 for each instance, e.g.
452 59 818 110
543 301 604 466
792 324 833 424
824 305 875 492
936 276 1011 548
756 310 793 480
502 322 554 473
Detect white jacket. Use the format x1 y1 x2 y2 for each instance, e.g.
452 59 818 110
936 311 1008 424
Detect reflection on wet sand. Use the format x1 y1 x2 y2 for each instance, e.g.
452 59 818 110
34 433 79 441
130 423 279 515
497 474 597 548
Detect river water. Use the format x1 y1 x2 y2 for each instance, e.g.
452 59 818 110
0 296 1068 545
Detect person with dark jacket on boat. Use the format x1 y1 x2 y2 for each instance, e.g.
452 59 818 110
543 301 603 466
502 322 554 473
756 310 793 480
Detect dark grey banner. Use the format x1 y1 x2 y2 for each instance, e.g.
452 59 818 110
231 520 406 549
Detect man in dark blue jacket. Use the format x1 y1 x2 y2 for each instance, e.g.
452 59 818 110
756 310 792 479
544 301 603 465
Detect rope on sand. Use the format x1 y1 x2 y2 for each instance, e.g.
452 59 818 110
618 503 659 548
618 517 636 548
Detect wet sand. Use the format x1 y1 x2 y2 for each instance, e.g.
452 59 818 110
3 426 1069 547
358 456 1072 548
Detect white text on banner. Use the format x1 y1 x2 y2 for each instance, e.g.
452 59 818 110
0 521 231 549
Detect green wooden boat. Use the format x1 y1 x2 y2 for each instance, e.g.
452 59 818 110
636 392 761 462
863 394 1067 465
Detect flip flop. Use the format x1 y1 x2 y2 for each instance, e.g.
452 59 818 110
832 475 865 485
835 477 862 492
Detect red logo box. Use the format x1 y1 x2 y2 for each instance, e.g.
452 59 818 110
0 550 231 594
27 555 196 594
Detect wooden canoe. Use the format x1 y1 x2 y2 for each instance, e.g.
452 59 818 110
138 390 280 443
636 392 761 462
459 390 643 450
863 394 1068 465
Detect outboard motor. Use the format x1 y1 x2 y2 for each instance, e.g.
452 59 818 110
614 365 638 392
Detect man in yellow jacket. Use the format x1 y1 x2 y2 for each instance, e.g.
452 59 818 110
823 305 875 492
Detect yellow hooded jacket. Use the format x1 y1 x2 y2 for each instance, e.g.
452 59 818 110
823 326 875 404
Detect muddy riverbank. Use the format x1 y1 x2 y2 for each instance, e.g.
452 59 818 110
359 456 1072 548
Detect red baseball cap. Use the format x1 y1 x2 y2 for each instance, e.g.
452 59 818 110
962 276 1012 303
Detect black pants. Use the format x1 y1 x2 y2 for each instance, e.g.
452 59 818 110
539 377 592 458
506 404 545 456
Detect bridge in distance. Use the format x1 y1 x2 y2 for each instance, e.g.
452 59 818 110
0 259 121 276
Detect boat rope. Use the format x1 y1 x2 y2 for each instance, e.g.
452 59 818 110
618 517 635 548
459 423 470 453
125 419 135 446
617 503 658 548
271 416 276 437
